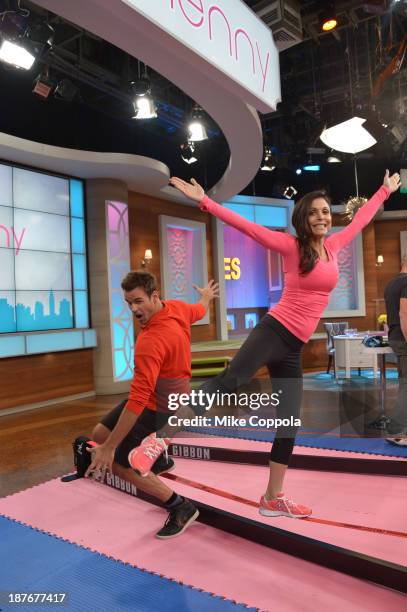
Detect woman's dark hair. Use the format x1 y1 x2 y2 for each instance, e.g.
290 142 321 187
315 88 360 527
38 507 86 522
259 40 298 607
291 190 331 275
121 271 157 296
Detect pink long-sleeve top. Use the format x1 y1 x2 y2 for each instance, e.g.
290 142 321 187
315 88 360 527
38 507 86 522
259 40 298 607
200 186 390 343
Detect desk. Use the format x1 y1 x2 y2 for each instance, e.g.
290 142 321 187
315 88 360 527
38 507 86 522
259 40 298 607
362 345 394 429
333 335 378 379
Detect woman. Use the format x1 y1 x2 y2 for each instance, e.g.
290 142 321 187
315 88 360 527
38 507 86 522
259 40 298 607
132 170 401 519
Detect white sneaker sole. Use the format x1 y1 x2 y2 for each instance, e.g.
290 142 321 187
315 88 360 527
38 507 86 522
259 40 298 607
155 509 200 539
386 437 407 446
259 508 311 519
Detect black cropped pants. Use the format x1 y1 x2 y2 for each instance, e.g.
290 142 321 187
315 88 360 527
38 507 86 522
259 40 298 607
197 315 304 465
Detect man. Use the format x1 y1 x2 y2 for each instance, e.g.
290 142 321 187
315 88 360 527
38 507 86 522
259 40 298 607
384 252 407 446
86 270 219 537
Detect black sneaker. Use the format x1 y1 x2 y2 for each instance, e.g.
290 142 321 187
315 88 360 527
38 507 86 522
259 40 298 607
156 500 199 539
152 455 175 475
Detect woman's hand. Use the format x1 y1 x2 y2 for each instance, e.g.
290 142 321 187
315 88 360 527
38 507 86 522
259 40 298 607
169 177 205 203
383 169 401 194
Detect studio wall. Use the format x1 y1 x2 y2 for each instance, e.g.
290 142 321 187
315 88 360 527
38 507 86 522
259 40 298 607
128 191 217 343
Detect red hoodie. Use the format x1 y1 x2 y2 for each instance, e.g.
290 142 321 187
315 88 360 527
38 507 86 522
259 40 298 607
125 300 205 415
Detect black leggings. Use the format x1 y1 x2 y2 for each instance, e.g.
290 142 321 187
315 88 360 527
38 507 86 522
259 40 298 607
197 315 303 465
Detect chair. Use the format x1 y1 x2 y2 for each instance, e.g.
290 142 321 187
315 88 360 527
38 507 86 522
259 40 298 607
323 322 349 375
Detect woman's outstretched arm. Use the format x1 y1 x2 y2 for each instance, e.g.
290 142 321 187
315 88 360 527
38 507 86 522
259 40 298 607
327 170 401 251
169 177 295 255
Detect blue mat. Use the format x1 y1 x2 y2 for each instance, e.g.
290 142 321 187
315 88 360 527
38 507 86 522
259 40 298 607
0 516 254 612
305 369 399 381
187 426 407 458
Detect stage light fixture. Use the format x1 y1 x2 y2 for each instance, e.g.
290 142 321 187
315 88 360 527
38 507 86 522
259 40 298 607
54 78 78 102
132 95 157 119
180 141 198 165
327 153 342 163
284 185 298 199
319 2 338 31
296 168 302 175
260 146 276 172
0 11 54 71
0 39 35 69
188 105 208 142
32 67 53 100
303 164 320 172
320 117 377 154
131 76 157 119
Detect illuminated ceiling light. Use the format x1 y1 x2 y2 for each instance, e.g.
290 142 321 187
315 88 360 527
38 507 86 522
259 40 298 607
131 76 157 120
180 141 198 164
0 39 35 69
319 2 338 31
260 146 276 171
320 117 377 154
296 168 302 175
188 105 208 142
132 95 157 119
303 164 320 171
327 153 342 163
321 16 337 31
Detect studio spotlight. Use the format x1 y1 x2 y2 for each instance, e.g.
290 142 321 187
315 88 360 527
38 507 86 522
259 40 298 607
0 13 53 70
319 2 338 31
54 78 78 102
130 76 157 120
180 141 198 165
132 95 157 119
32 66 53 100
296 168 302 175
0 38 35 69
260 146 276 171
188 105 208 142
320 117 377 154
327 152 342 163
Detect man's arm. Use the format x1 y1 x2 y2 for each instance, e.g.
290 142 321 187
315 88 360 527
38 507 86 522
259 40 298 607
400 297 407 341
85 340 165 476
193 279 219 313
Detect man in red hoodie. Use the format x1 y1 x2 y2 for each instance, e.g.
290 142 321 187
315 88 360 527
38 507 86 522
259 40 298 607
86 270 218 538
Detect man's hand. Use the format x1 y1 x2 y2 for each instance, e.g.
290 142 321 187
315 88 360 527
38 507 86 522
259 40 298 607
85 443 115 480
193 280 220 301
383 169 401 194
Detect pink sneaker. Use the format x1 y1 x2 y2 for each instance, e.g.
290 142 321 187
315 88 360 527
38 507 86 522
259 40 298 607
259 493 311 518
128 433 170 477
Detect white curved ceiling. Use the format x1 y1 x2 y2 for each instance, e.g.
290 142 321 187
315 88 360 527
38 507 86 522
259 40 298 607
32 0 269 202
0 131 202 203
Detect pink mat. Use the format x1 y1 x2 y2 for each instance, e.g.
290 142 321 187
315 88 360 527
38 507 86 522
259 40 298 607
0 477 406 611
164 459 407 567
174 433 407 461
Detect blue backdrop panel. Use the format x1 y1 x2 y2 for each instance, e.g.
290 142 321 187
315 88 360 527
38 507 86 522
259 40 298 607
0 517 253 612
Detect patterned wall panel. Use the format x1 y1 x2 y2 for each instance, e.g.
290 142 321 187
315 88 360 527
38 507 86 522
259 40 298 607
327 232 359 312
107 201 134 382
167 228 195 302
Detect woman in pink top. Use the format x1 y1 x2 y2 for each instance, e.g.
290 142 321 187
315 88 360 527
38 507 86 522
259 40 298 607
131 172 401 517
163 171 401 519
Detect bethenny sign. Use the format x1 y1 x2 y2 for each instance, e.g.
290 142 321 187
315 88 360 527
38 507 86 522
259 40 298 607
122 0 280 112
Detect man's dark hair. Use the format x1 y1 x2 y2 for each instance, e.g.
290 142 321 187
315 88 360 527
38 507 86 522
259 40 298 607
121 271 158 296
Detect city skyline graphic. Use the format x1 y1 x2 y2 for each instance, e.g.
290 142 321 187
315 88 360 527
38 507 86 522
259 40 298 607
0 289 73 333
